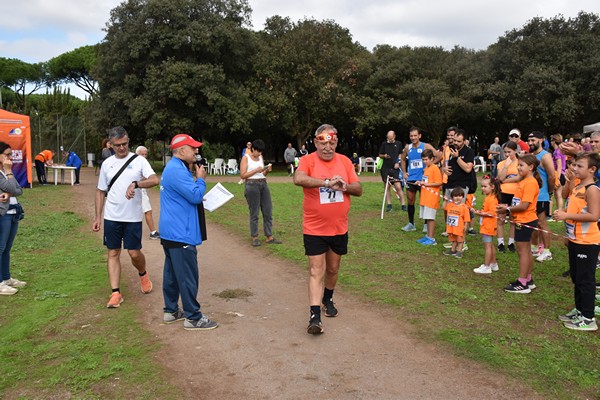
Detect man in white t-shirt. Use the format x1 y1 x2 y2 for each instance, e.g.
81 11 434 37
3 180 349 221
92 127 159 308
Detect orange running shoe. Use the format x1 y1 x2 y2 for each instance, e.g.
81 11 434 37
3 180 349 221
107 292 123 308
140 272 153 294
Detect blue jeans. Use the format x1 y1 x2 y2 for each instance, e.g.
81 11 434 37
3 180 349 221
0 213 19 281
162 245 202 321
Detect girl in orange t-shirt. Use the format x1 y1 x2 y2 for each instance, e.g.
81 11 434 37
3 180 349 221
497 155 541 293
496 141 520 252
553 152 600 331
473 176 501 274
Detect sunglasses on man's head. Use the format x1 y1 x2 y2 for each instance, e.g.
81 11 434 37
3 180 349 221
509 134 519 138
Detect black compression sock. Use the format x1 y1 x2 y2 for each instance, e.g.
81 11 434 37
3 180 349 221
322 288 334 304
408 205 415 224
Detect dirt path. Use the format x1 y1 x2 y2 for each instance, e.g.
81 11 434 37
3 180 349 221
74 168 540 399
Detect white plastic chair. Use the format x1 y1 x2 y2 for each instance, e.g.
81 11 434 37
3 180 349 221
210 158 225 175
473 156 486 173
226 158 238 174
364 157 376 173
359 156 366 172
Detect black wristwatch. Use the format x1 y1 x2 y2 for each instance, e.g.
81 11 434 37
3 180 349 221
133 181 139 189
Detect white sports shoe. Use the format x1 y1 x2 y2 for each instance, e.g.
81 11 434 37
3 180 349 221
473 265 492 274
490 263 499 272
3 278 27 288
536 250 553 262
0 282 18 295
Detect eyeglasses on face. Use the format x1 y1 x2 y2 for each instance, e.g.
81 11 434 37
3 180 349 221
112 141 129 148
509 134 519 138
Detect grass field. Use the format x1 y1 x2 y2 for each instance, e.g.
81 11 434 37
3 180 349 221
0 186 179 399
207 178 600 400
1 175 598 399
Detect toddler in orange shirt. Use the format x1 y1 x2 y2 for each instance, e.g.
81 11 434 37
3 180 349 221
443 187 471 258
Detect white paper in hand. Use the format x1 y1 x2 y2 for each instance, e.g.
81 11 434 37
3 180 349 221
203 182 234 212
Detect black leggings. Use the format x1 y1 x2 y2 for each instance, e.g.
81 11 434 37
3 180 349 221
568 241 599 319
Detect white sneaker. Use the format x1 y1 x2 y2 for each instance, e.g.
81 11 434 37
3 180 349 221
536 250 553 262
0 282 18 295
4 278 27 288
473 264 492 274
402 223 416 232
490 263 499 272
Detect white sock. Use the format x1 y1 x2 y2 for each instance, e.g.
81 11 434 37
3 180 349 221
497 238 504 245
508 238 515 245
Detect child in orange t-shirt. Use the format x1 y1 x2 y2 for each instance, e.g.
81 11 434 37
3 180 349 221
416 149 442 245
473 176 501 274
443 187 471 258
553 152 600 331
497 154 541 294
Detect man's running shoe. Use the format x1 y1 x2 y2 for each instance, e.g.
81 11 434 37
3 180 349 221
504 280 531 294
564 316 598 331
402 223 416 232
149 231 161 240
322 300 338 317
559 308 581 322
536 250 553 262
163 309 186 324
507 243 516 253
183 316 218 330
107 292 124 308
473 264 492 274
140 273 153 294
307 314 323 334
497 243 506 253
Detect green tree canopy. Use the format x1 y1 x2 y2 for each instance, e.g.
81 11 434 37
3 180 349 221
94 0 257 143
47 45 99 98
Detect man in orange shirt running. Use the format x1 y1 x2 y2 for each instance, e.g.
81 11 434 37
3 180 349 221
294 124 362 335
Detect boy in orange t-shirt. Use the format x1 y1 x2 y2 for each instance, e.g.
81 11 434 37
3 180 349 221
415 149 442 245
443 187 471 258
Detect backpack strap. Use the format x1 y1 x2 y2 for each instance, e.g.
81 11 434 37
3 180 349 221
105 154 139 197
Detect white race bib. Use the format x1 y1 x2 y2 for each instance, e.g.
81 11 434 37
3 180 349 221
410 159 423 169
447 215 459 227
422 175 429 184
511 197 521 207
319 187 344 204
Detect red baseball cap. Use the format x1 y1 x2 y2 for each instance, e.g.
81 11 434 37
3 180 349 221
170 134 202 149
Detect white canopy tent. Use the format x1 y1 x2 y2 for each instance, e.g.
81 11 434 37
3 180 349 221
583 122 600 133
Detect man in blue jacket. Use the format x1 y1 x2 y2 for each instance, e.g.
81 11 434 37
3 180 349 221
159 134 218 331
62 150 83 185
